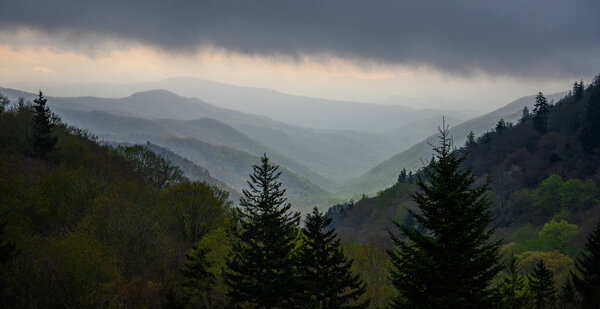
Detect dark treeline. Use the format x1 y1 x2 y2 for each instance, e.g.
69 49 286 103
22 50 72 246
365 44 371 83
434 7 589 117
1 76 600 308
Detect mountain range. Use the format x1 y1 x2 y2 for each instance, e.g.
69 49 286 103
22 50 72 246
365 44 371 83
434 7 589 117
0 80 569 211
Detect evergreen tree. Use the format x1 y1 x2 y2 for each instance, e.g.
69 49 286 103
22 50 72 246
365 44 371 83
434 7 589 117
387 127 503 308
32 91 57 158
0 93 9 114
224 154 301 308
297 207 368 308
465 131 476 149
181 243 214 308
520 106 530 123
0 217 15 300
581 88 600 154
499 255 530 309
496 118 507 135
593 74 600 88
533 92 551 133
573 80 584 99
573 221 600 308
407 171 415 184
560 277 577 309
528 259 556 309
398 168 408 183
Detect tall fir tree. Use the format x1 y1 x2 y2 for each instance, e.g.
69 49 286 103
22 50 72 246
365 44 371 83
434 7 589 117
387 126 503 308
560 277 577 309
181 243 214 308
465 131 476 149
398 168 408 183
528 259 556 309
224 154 301 308
593 74 600 88
520 106 530 123
32 91 57 158
296 207 368 308
499 254 530 309
573 80 584 99
581 88 600 154
573 220 600 308
532 92 551 133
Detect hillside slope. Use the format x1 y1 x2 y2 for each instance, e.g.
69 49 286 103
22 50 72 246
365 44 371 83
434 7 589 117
344 91 566 195
329 82 600 245
156 137 333 212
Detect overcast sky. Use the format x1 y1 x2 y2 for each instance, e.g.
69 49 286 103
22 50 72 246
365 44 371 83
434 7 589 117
0 0 598 111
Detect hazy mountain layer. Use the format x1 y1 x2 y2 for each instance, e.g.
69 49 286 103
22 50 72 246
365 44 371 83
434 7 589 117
39 77 470 133
0 87 457 183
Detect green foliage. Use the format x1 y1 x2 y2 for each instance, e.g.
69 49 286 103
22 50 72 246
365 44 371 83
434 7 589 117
181 243 214 308
297 207 368 308
115 145 184 188
573 221 600 308
559 278 578 308
517 251 575 289
528 259 556 309
224 155 301 308
0 98 232 307
559 178 598 211
388 128 503 308
342 241 393 308
533 174 564 216
162 181 230 242
498 255 531 309
531 220 578 256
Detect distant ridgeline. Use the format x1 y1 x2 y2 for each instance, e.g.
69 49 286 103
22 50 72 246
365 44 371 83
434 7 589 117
328 77 600 245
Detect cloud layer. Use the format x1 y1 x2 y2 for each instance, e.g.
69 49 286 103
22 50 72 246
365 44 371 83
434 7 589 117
1 0 599 77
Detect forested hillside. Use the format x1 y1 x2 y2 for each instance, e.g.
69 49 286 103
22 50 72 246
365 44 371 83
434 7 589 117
344 91 566 195
327 78 600 306
0 93 232 307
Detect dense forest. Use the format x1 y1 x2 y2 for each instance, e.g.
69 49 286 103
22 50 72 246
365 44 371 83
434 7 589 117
1 75 600 308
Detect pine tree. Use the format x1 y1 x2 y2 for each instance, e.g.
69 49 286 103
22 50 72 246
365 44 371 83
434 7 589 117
573 221 600 308
529 259 556 309
407 171 414 184
0 94 9 114
181 243 214 308
499 255 530 309
593 74 600 88
520 106 530 123
398 168 408 183
32 91 57 158
573 80 585 99
297 207 368 308
387 126 503 308
496 118 507 135
224 154 301 308
533 92 551 133
465 131 476 149
0 217 15 299
581 88 600 154
560 277 577 309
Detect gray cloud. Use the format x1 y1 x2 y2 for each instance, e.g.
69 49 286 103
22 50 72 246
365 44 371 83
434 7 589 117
1 0 599 77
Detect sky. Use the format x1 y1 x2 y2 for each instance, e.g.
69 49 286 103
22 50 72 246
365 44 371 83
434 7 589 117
0 0 599 111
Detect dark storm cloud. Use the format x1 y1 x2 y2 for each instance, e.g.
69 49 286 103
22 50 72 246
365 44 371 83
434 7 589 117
1 0 599 76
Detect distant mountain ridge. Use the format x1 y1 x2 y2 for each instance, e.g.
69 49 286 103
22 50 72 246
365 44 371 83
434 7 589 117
0 87 456 183
35 77 471 133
